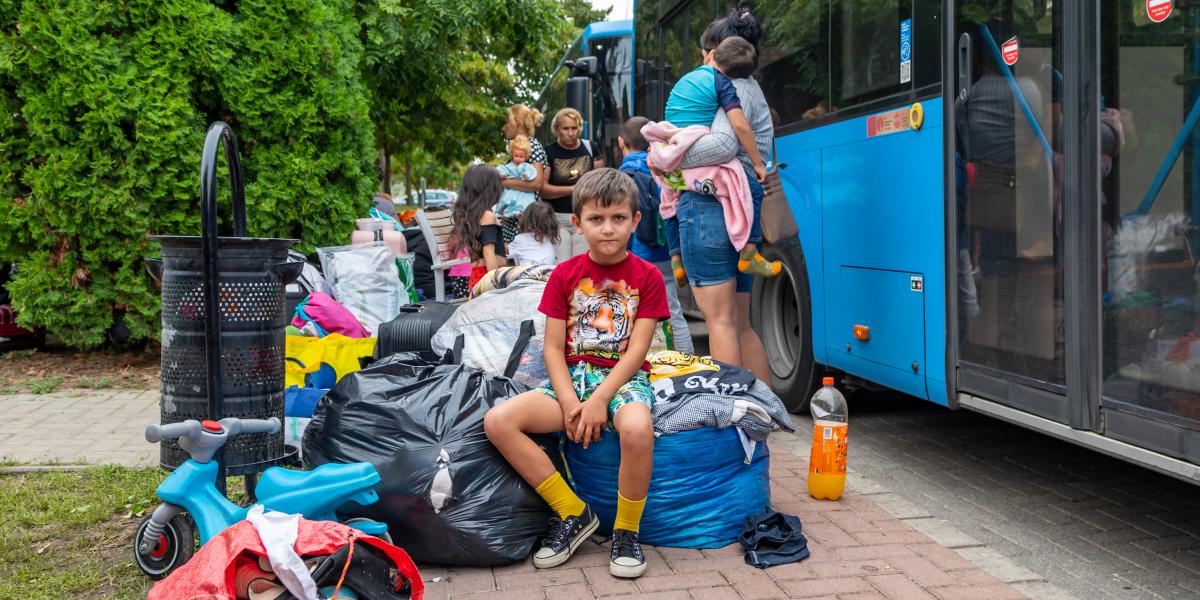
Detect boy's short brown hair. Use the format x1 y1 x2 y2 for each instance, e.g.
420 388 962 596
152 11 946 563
713 36 756 79
572 168 639 217
620 116 651 152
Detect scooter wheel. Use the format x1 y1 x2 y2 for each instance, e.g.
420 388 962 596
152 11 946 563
134 512 196 579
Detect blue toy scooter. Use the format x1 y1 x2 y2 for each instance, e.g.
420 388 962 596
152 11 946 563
133 416 389 579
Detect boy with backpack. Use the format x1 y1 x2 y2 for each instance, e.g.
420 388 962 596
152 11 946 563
618 116 694 354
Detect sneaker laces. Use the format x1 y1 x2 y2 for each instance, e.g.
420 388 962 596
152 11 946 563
545 516 570 547
612 530 641 558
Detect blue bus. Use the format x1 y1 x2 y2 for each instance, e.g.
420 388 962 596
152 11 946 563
533 20 634 168
544 3 1200 482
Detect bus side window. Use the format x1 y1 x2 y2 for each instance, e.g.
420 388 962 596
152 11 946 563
754 0 832 128
831 0 911 107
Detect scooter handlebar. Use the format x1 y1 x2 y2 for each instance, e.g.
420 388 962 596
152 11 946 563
226 417 280 436
145 421 202 443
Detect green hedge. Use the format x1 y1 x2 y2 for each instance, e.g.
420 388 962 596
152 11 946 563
0 0 375 347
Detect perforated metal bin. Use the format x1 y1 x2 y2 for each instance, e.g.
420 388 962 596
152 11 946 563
146 122 300 475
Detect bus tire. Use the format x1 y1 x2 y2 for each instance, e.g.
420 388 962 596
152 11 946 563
751 236 820 414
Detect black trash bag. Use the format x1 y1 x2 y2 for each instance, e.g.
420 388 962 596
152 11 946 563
302 349 558 566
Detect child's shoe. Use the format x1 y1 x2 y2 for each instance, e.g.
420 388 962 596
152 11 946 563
609 529 647 578
533 505 599 569
738 245 782 278
670 255 688 289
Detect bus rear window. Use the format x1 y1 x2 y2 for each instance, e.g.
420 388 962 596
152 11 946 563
832 0 912 106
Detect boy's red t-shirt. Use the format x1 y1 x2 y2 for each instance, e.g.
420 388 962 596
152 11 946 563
538 252 670 371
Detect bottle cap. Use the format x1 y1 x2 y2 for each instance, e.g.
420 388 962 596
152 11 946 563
822 376 835 386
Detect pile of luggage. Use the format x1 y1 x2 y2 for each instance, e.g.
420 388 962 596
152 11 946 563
275 200 796 567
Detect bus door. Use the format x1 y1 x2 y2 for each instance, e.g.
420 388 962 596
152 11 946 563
1098 1 1200 465
952 1 1069 423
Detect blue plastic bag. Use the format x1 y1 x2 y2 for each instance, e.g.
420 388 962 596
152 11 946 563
563 426 770 548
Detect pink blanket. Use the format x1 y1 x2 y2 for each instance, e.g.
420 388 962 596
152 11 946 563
640 121 753 251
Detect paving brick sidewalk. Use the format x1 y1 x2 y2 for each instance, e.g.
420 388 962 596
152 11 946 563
2 390 1040 599
1 389 159 467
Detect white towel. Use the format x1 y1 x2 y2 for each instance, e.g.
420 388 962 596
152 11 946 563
246 504 319 600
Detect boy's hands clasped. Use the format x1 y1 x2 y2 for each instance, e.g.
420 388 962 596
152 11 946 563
569 393 610 448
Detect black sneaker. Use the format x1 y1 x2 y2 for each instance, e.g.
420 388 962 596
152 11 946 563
533 506 599 569
609 528 647 578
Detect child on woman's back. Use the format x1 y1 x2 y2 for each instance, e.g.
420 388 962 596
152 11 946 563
508 201 559 266
446 164 509 298
495 135 539 218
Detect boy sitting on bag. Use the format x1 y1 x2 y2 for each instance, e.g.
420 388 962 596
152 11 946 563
484 168 669 579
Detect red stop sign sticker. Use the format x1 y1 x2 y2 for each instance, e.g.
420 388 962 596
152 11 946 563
1002 36 1019 66
1148 0 1173 23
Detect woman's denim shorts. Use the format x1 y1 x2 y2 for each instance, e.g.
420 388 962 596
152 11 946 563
676 190 752 293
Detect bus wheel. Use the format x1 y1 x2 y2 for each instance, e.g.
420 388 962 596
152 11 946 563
751 236 820 414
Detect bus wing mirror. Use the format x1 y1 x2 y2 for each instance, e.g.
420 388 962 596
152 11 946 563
571 56 599 77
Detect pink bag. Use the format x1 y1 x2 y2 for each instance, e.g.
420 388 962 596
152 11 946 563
291 292 370 338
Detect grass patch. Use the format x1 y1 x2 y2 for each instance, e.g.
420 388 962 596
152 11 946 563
75 376 116 390
0 466 164 599
25 376 65 395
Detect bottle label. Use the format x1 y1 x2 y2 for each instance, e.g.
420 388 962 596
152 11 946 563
809 422 848 475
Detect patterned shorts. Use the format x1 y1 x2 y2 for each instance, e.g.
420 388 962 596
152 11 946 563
534 362 654 429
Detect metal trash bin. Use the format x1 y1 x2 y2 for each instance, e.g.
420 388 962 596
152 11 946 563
147 122 301 475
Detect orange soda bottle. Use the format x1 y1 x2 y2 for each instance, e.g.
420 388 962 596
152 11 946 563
807 377 848 500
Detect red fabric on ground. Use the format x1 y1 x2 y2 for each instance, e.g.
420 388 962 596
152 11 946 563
148 518 423 600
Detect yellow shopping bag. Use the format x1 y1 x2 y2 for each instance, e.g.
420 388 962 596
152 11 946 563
285 334 377 389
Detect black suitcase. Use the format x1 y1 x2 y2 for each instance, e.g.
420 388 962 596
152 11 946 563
375 301 459 360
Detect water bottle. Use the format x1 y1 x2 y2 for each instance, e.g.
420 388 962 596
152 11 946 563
807 377 848 500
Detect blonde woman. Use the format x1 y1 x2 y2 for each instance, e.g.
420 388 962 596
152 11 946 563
501 104 548 244
541 107 603 261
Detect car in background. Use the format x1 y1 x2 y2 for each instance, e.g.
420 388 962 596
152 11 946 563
422 189 456 207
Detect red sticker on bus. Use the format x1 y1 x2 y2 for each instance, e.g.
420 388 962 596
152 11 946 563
1148 0 1172 23
1002 36 1019 66
866 108 912 137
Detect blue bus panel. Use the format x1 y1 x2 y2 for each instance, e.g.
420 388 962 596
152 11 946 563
775 99 947 405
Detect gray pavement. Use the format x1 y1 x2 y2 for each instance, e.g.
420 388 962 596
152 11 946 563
0 389 159 467
837 389 1200 600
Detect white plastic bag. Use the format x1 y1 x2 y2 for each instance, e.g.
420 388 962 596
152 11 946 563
431 279 548 387
318 243 403 335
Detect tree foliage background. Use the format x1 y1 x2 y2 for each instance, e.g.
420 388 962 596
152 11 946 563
0 0 601 347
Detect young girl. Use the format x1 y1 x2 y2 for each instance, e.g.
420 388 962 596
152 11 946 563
447 164 508 298
507 201 559 266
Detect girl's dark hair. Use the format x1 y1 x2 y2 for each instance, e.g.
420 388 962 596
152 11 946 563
450 164 503 260
701 3 762 57
518 201 560 245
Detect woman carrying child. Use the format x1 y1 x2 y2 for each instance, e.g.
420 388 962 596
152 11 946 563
446 164 508 299
500 104 549 245
656 7 774 380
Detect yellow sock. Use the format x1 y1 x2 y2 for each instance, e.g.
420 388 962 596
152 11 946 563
613 492 647 533
535 472 586 520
